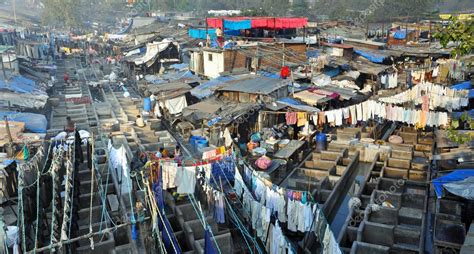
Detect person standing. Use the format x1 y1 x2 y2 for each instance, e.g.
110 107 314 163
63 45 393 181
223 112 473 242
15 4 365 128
65 116 75 132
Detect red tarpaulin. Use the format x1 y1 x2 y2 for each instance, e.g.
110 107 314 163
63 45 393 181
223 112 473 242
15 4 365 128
206 17 308 29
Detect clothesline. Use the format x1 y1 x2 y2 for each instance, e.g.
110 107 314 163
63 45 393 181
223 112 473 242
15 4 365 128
241 161 316 204
378 82 469 110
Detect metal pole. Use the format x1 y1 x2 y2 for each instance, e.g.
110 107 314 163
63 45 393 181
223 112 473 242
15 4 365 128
13 0 17 24
1 53 6 80
303 26 306 43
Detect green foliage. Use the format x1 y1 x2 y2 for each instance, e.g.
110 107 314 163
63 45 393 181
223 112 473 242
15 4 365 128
241 8 268 17
434 16 474 58
291 0 308 17
446 112 474 145
41 0 81 28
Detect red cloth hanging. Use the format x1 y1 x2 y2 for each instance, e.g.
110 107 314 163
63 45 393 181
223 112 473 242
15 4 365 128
280 66 290 79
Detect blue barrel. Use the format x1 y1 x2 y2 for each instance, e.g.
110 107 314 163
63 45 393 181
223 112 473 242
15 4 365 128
196 139 209 150
315 133 327 152
143 97 151 111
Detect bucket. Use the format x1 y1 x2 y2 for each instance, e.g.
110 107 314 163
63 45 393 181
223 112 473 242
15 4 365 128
315 133 327 152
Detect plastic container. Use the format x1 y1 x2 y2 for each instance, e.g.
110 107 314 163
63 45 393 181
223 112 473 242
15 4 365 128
315 133 327 152
196 139 209 150
190 136 207 149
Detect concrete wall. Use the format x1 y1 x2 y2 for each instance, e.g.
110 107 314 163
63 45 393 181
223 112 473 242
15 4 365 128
203 51 224 78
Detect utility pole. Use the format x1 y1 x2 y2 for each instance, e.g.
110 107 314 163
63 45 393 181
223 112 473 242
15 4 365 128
13 0 17 24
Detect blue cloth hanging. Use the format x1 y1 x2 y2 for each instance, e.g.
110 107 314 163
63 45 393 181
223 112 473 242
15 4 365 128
205 227 218 254
153 169 182 254
223 19 251 30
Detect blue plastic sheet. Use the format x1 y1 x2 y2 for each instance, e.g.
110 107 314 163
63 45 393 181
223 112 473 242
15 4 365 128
0 111 47 133
223 19 251 30
0 76 37 94
323 66 340 78
188 28 216 39
306 49 320 59
451 81 472 90
224 29 241 36
393 30 407 39
354 49 386 63
432 170 474 198
188 28 240 39
451 109 474 119
257 71 280 79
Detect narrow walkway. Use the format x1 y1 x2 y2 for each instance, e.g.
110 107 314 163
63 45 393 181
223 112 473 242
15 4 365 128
328 161 373 239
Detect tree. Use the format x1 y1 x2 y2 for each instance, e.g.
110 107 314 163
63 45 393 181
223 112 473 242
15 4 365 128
292 0 308 17
41 0 81 28
434 16 474 58
434 16 474 144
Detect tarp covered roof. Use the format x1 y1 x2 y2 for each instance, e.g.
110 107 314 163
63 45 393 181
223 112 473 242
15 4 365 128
354 49 387 64
190 75 238 99
0 75 40 94
276 97 320 112
0 111 47 133
432 170 474 199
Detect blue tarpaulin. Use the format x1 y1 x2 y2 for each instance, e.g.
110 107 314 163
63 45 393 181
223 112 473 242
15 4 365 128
0 111 47 133
0 76 38 94
354 49 386 64
451 81 472 90
188 28 241 40
191 76 236 99
189 28 217 39
306 49 320 59
223 19 251 30
432 170 474 198
393 30 407 39
257 71 280 79
451 109 474 119
278 97 306 106
323 66 340 78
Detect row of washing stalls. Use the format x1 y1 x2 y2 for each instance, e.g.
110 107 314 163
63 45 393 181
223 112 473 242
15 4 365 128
0 29 17 45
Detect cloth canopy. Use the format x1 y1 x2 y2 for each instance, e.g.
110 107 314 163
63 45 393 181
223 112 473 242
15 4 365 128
432 170 474 198
207 17 308 29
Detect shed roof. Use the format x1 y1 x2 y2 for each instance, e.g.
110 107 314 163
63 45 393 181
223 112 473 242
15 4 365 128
217 76 289 95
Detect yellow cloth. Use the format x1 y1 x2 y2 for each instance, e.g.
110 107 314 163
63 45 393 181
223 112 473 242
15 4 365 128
217 146 225 155
297 112 307 127
420 111 427 128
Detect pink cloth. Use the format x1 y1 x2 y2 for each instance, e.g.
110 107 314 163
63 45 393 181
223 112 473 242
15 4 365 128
286 112 297 125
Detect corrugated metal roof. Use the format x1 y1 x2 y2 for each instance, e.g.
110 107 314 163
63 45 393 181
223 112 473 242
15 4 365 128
217 76 290 95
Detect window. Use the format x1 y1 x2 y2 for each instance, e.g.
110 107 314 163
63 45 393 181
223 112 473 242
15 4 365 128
208 53 213 62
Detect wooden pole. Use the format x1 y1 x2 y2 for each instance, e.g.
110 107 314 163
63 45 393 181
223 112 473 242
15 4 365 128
0 53 6 80
429 21 432 46
405 21 408 46
365 21 369 40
